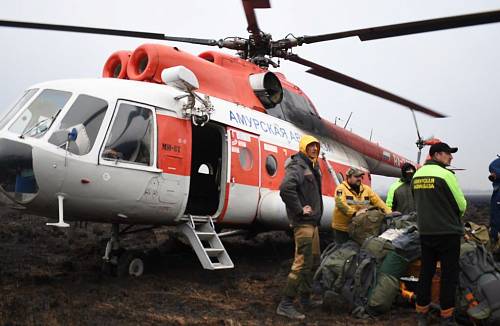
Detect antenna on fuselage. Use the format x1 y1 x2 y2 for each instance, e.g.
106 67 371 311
343 112 353 129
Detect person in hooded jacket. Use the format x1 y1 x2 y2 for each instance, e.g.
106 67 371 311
386 162 417 215
489 156 500 244
276 135 323 320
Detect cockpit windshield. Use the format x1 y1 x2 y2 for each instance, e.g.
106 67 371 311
48 94 108 155
8 89 72 138
0 89 39 131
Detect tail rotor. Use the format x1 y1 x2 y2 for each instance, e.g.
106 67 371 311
411 109 440 164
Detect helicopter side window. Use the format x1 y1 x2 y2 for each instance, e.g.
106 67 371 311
48 94 108 155
8 89 72 138
265 154 278 177
0 88 39 131
102 103 153 166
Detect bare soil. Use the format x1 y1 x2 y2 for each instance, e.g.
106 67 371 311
0 199 490 326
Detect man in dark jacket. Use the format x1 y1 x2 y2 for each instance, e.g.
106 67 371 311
489 157 500 244
276 135 323 320
412 142 466 326
386 162 416 214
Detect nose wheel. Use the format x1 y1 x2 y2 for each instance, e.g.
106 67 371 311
102 223 150 277
117 250 146 277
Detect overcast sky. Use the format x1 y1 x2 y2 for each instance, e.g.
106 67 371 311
1 0 499 193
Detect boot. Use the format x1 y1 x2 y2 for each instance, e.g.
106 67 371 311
416 313 428 326
276 297 305 320
440 308 457 325
299 296 323 311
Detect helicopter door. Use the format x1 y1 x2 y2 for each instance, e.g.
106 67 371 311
221 128 260 225
185 123 223 216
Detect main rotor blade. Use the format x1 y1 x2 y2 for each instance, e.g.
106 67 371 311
241 0 271 39
0 20 220 46
286 54 446 118
301 9 500 44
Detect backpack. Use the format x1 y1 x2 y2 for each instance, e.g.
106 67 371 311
383 211 417 231
464 221 491 249
367 251 409 315
315 241 360 293
349 207 386 245
315 241 378 318
361 236 395 264
391 227 421 262
339 249 378 315
457 242 500 324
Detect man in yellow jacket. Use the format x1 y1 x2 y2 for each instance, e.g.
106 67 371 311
332 167 391 244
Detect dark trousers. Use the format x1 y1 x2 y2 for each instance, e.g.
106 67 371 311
491 189 500 242
416 234 461 311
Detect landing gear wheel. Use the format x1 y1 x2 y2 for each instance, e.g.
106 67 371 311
117 250 146 277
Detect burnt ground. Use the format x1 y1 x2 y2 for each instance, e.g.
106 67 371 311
0 198 490 326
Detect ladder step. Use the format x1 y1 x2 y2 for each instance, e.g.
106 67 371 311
181 215 210 223
210 263 228 270
196 231 216 240
204 248 225 257
177 218 234 270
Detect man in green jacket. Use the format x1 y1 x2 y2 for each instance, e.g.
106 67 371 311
386 162 416 214
412 142 466 326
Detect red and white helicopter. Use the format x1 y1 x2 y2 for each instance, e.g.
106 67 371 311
0 1 499 274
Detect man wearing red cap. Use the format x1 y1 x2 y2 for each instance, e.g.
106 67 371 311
412 142 467 326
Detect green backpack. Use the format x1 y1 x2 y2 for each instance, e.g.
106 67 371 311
349 207 386 245
367 251 409 315
362 236 395 264
315 241 378 318
315 241 360 292
464 221 491 249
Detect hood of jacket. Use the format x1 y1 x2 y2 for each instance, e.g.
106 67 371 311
299 135 320 166
489 157 500 188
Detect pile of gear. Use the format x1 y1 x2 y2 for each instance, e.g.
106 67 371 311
314 209 500 325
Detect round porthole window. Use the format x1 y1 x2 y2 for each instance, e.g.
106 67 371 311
265 155 278 177
239 148 253 171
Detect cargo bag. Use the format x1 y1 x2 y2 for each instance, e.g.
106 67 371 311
367 251 409 315
339 250 378 313
349 207 385 245
464 221 491 249
383 211 417 231
457 242 500 324
391 227 421 262
315 241 360 293
314 241 377 318
361 236 395 264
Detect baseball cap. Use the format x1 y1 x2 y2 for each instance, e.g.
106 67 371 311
346 167 365 177
429 142 458 156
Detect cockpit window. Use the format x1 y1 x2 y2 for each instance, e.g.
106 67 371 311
0 89 39 131
48 94 108 155
102 103 153 166
8 89 72 138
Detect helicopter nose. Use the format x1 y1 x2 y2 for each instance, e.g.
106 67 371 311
0 138 39 204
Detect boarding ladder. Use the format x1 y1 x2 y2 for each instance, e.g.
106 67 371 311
177 215 234 270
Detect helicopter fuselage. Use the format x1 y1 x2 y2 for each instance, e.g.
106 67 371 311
0 77 400 231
